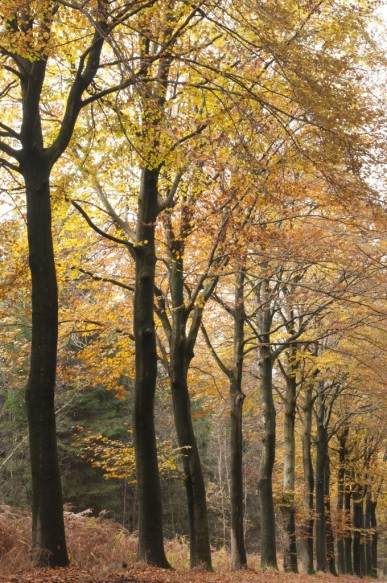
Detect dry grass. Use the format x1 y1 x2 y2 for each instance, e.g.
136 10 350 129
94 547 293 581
0 505 31 574
0 506 380 583
0 505 251 575
0 505 137 575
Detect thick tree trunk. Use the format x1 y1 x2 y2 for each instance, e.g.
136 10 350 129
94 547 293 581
134 168 169 567
23 159 68 567
14 8 106 569
281 353 298 573
230 270 247 570
315 419 328 572
167 219 211 570
170 366 212 569
300 387 315 575
258 297 277 569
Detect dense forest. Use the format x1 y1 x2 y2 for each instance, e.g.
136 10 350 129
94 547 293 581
0 0 386 581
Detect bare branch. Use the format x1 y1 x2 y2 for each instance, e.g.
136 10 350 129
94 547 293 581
200 322 230 378
0 139 21 162
158 168 186 211
93 179 136 240
72 200 136 258
0 157 20 173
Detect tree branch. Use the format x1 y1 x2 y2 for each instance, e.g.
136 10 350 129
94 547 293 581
200 322 230 377
71 200 136 258
158 168 186 211
0 157 20 173
74 266 134 293
93 179 136 240
0 139 21 162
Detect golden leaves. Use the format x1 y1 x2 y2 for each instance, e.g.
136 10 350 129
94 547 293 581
73 428 184 482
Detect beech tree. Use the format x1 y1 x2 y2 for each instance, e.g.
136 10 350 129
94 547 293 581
70 3 225 566
0 0 152 566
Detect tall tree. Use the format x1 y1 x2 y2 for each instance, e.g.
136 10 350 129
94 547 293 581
71 3 225 565
201 264 249 570
0 0 121 565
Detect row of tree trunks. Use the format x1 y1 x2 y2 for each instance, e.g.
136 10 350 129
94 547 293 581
350 487 378 578
336 427 379 578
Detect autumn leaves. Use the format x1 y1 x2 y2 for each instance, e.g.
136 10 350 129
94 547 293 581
0 0 385 573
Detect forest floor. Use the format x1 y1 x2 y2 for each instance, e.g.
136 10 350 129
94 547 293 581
0 565 384 583
0 506 384 583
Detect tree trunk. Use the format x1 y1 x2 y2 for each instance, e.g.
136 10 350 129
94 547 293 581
315 419 328 572
134 168 169 567
281 350 298 573
170 366 212 568
353 485 365 578
344 489 353 574
324 453 337 576
336 428 349 574
230 270 247 570
257 294 277 569
23 158 68 567
369 496 378 578
166 215 211 569
300 386 315 575
13 6 107 568
365 491 373 577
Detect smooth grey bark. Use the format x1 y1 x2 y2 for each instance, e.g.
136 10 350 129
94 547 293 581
229 270 247 570
134 168 169 567
18 37 69 572
258 340 277 569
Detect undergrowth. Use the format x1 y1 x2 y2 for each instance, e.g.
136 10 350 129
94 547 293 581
0 505 260 576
